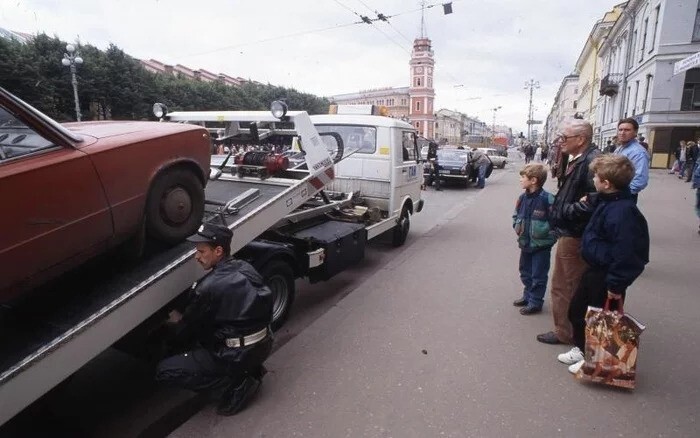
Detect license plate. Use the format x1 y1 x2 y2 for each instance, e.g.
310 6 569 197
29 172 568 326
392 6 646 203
439 170 450 174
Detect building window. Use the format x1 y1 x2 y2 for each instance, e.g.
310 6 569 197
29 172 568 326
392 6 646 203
632 80 640 116
401 98 407 106
428 77 432 88
681 68 700 110
640 18 648 62
643 74 652 112
630 30 637 69
573 100 577 109
416 101 421 111
414 77 421 87
651 5 660 52
694 3 700 41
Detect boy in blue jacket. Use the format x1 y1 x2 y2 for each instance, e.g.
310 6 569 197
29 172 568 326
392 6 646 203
557 155 649 374
512 164 557 315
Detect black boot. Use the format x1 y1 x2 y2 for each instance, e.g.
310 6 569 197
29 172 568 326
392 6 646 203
216 375 262 416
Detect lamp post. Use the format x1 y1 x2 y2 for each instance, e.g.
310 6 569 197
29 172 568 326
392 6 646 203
62 44 83 121
524 79 540 142
491 106 502 138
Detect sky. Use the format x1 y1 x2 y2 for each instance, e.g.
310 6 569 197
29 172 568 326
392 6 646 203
1 0 623 133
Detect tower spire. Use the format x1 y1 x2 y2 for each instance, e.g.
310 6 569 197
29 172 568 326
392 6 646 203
420 0 427 38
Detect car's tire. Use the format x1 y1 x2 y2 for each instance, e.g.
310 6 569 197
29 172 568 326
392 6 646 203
259 260 296 331
146 168 204 244
392 206 410 247
500 161 506 169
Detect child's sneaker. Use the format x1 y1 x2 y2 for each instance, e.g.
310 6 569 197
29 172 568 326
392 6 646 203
557 347 584 365
568 359 585 374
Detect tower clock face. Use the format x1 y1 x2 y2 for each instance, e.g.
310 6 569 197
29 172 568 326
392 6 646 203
415 66 423 74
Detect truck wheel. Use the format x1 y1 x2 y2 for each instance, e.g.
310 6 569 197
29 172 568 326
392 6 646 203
392 207 410 247
146 168 204 244
260 260 296 330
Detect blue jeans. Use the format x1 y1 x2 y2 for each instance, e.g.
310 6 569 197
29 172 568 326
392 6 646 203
519 247 552 309
476 163 488 188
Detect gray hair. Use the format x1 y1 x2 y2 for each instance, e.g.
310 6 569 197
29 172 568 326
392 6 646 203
565 118 593 142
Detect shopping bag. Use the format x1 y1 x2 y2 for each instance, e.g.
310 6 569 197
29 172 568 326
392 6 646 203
576 298 646 389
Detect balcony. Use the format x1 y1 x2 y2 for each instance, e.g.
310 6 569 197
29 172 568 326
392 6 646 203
599 73 623 97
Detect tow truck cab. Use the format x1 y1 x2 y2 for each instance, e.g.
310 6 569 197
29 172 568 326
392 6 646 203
310 105 424 240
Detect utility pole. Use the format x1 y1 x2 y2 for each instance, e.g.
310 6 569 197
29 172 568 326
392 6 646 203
491 106 502 138
524 79 540 142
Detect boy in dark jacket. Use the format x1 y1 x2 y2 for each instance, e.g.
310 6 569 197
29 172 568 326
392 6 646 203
512 164 557 315
556 155 649 374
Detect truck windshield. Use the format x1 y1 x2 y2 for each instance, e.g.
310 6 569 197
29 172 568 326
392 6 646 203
315 125 376 154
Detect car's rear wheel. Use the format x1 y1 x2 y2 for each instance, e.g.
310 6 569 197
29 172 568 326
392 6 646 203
146 168 204 244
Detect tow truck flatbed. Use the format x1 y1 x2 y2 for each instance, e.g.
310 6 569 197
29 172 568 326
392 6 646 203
0 110 334 425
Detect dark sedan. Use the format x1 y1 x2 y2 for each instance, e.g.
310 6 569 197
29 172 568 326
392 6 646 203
424 149 474 187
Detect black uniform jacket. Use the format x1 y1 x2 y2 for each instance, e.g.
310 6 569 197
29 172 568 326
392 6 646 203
173 258 273 359
550 145 601 238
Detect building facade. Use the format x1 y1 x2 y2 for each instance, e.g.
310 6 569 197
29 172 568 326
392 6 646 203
331 36 436 139
139 59 246 87
575 5 624 135
328 87 410 120
545 74 580 143
597 0 700 167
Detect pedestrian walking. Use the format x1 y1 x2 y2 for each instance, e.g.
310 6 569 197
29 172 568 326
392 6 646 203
558 154 649 374
425 141 442 191
614 118 649 202
537 119 600 345
156 223 274 416
676 141 687 179
512 164 556 315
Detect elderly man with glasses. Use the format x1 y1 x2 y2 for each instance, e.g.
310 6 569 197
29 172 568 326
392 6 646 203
536 119 601 346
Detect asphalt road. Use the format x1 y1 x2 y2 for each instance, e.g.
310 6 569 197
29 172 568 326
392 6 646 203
171 158 700 438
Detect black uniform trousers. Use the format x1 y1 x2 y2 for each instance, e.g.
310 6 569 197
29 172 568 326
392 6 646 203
156 337 272 400
568 267 625 351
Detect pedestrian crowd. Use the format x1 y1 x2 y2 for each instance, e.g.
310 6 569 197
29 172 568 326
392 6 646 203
512 117 651 378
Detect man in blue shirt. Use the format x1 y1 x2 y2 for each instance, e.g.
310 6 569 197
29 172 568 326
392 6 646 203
614 118 649 202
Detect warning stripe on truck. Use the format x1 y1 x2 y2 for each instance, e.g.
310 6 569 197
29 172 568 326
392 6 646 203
309 167 335 190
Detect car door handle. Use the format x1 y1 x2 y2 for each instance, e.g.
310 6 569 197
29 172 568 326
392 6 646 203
28 218 65 225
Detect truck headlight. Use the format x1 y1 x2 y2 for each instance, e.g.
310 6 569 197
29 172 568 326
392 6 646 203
153 103 168 119
271 100 288 119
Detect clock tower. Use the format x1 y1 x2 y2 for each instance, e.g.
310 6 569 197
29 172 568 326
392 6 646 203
409 37 435 139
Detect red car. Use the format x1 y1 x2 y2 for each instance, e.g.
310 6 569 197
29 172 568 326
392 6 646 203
0 87 211 302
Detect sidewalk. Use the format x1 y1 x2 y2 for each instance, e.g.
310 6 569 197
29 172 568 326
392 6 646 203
172 167 700 437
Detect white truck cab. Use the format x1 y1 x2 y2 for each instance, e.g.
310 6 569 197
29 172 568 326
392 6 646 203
310 105 424 244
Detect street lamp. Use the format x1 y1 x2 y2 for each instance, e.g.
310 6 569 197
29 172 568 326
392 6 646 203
62 44 83 121
491 106 502 137
524 79 540 142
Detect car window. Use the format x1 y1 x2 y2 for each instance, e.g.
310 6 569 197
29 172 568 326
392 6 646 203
438 150 469 161
401 131 418 162
316 124 376 154
0 105 55 162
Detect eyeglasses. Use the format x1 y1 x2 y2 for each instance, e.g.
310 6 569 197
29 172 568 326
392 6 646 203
556 133 582 142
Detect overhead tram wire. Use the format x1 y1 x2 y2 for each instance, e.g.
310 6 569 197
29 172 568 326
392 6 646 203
179 21 361 58
353 0 414 44
332 0 410 54
176 1 463 60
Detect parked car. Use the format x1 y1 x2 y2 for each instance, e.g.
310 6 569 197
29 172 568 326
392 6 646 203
478 147 507 168
423 148 473 187
0 87 211 302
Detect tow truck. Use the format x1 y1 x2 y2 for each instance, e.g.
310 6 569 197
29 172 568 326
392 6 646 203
0 102 423 426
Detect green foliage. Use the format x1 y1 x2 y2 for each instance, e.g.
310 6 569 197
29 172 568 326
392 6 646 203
0 34 330 122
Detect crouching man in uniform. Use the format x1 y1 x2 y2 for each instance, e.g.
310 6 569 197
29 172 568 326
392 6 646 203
156 223 273 416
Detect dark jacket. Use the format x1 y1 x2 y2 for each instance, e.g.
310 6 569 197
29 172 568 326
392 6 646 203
550 145 601 237
687 144 699 162
174 258 273 356
581 189 649 294
512 188 557 252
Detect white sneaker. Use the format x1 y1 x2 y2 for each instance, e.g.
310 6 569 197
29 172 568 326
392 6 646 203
568 359 585 374
557 347 584 365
